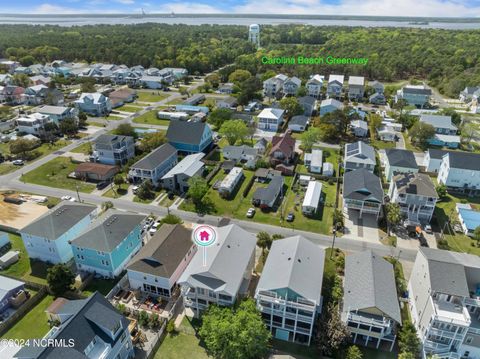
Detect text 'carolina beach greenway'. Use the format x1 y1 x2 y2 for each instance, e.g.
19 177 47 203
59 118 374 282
261 55 369 66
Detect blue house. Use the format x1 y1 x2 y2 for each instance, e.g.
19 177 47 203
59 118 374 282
20 202 97 264
420 114 460 148
0 276 25 314
320 98 344 116
16 292 135 359
166 121 213 154
72 211 145 278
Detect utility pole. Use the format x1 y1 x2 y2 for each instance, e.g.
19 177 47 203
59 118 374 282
76 184 81 203
330 224 338 259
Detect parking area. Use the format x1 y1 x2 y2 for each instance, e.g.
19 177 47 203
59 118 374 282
342 210 380 243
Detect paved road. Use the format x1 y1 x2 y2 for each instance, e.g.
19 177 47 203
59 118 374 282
0 178 417 262
0 73 418 264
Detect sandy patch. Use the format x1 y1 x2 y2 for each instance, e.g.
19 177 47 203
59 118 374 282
0 195 49 230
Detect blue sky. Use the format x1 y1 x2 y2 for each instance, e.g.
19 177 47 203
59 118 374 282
2 0 480 17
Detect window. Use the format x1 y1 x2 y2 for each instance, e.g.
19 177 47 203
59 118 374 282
466 336 473 344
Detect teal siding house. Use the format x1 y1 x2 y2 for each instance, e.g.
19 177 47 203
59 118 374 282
72 211 145 278
166 121 213 154
20 202 97 264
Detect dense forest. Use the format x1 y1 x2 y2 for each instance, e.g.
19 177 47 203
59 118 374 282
1 24 480 96
0 24 256 73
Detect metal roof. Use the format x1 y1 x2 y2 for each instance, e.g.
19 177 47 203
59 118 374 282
161 152 205 179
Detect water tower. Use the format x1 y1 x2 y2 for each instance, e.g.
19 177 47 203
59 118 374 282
248 24 260 48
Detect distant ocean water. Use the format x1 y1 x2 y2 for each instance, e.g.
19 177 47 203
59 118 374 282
0 15 480 29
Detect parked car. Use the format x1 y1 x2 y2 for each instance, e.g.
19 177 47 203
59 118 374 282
149 221 161 235
132 185 140 194
424 224 433 234
61 195 72 201
246 208 256 218
12 160 24 166
286 212 295 222
418 233 429 247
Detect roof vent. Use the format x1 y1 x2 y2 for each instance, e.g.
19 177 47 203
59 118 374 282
298 259 301 263
288 257 291 261
227 245 231 248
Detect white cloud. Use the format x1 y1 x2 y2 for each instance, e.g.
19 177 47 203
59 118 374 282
233 0 480 17
35 3 80 14
116 0 135 4
146 2 222 13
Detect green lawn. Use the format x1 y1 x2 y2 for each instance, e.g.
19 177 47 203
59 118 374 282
82 278 119 297
155 317 210 359
136 91 169 103
180 171 336 235
0 139 71 160
0 233 51 284
297 147 340 177
133 189 162 204
0 163 17 175
1 295 54 340
132 110 171 126
360 347 396 359
434 193 480 255
20 157 96 193
116 104 144 113
102 115 124 120
103 187 128 199
402 132 423 152
371 139 396 150
70 142 92 154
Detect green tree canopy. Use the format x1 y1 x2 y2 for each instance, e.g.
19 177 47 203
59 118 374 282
47 264 75 297
199 299 271 359
228 69 252 85
300 127 321 152
219 119 249 145
138 131 166 152
398 321 421 357
187 175 209 204
114 123 137 139
208 108 232 129
280 97 303 118
410 122 435 148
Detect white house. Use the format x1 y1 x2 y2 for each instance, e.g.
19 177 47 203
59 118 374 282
408 248 480 359
75 92 112 116
306 74 324 98
350 120 368 138
257 108 285 131
322 162 334 177
326 74 344 98
377 125 397 142
127 224 196 299
348 76 365 100
384 149 419 181
92 134 135 166
255 236 325 346
219 167 244 197
344 141 376 173
263 74 287 98
456 203 480 237
302 181 323 215
304 148 323 174
222 145 259 169
288 115 309 132
16 113 51 136
437 152 480 195
179 224 256 317
283 76 301 96
388 172 438 224
342 250 401 352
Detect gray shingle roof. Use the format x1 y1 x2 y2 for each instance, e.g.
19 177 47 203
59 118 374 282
343 168 383 203
71 210 145 252
130 143 177 170
446 151 480 171
289 115 309 127
253 175 284 203
21 202 97 241
392 172 438 198
385 149 418 169
166 121 208 145
419 247 480 297
420 114 457 131
344 141 376 165
178 224 256 296
15 292 128 359
344 250 402 324
403 86 432 95
127 224 193 278
256 236 325 304
94 134 132 146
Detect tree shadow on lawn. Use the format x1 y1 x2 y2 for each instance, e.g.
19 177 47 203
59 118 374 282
194 197 217 216
27 259 53 282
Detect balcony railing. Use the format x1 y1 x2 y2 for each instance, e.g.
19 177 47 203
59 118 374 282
256 292 316 312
